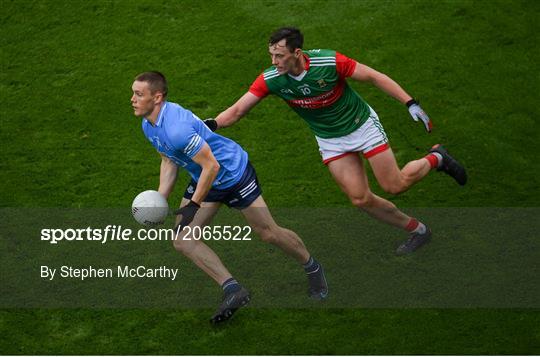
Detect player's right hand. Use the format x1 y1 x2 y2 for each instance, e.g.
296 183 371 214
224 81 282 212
173 200 200 231
406 99 432 133
203 118 218 132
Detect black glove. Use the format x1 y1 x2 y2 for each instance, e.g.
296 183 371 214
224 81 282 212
203 118 218 132
173 200 200 231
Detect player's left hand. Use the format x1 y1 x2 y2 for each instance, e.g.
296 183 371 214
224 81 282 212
406 99 432 133
173 200 200 231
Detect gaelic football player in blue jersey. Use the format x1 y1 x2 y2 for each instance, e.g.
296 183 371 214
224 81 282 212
131 71 327 324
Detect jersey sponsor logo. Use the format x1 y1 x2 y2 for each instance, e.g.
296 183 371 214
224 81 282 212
287 81 345 109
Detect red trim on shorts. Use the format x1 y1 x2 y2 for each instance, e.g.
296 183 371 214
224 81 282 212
323 152 357 165
363 143 390 159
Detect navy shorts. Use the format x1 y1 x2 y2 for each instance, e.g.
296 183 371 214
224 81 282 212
183 162 262 209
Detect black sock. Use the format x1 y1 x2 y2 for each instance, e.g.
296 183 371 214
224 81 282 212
222 277 241 295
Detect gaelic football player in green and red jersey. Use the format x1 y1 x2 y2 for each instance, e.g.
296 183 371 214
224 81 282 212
205 27 467 255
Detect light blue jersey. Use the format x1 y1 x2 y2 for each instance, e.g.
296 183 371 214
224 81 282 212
142 102 248 189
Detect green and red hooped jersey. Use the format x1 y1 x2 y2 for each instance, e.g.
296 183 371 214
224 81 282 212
249 49 371 139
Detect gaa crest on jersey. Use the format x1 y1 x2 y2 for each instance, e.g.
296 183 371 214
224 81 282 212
317 79 327 88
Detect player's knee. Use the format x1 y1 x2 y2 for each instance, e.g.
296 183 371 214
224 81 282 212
350 192 374 207
382 183 406 195
173 236 194 255
254 225 278 244
379 178 407 195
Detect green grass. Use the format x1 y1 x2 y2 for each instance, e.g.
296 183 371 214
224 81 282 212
1 0 539 354
1 309 538 355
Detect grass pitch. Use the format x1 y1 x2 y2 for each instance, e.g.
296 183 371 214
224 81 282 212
1 0 539 354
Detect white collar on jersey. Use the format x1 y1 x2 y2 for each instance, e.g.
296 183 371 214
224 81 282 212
288 70 307 81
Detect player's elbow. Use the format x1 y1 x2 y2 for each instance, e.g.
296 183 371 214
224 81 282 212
199 161 220 178
209 161 220 174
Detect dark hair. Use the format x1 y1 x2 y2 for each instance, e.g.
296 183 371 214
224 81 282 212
135 71 168 98
269 27 303 52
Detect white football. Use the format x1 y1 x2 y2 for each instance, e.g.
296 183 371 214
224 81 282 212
131 190 169 226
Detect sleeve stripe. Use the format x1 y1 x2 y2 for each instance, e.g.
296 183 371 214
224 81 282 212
263 73 280 80
263 70 279 79
184 135 202 155
185 135 199 151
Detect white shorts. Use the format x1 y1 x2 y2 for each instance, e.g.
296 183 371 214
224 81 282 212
316 106 389 164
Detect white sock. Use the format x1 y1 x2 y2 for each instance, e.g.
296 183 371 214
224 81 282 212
412 222 427 235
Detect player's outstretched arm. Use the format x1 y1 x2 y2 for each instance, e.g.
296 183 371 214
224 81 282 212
350 62 413 104
350 62 432 132
158 153 178 199
215 92 261 129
